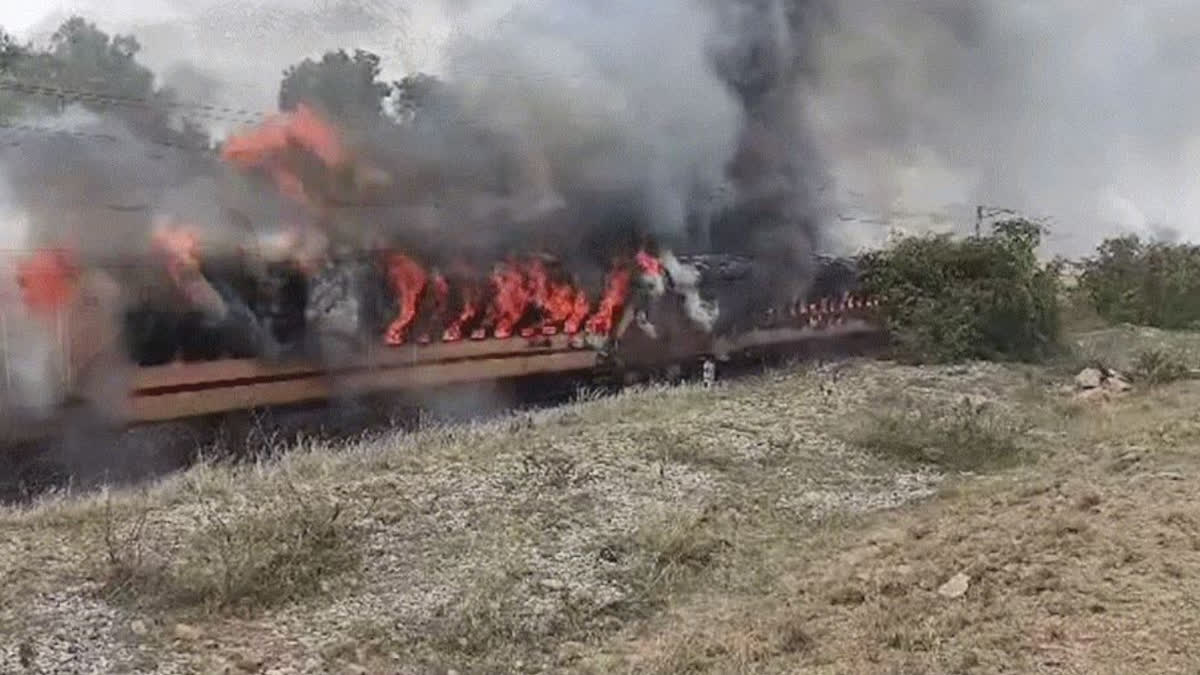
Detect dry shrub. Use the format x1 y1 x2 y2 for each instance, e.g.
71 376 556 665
1133 347 1192 385
99 496 164 598
420 506 728 669
855 398 1029 473
630 507 727 595
99 483 360 615
426 562 539 659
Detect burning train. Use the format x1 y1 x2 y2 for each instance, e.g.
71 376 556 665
0 101 883 444
0 0 892 445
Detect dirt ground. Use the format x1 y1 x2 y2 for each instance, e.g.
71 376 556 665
3 327 1200 674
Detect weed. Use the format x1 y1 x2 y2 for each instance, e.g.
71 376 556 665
99 495 167 599
166 489 358 614
98 480 360 615
1133 347 1192 385
632 507 727 589
855 398 1028 472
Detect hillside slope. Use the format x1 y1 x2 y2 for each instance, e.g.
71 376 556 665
3 329 1200 673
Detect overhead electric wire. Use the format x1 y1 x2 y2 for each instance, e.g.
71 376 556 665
0 77 1012 259
0 76 259 154
0 118 216 154
0 78 270 127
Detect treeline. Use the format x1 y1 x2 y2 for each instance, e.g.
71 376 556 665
0 18 209 148
858 222 1200 364
0 16 442 142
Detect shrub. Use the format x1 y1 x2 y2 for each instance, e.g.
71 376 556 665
1077 235 1200 329
1132 347 1192 385
99 487 360 615
858 219 1062 363
854 398 1028 473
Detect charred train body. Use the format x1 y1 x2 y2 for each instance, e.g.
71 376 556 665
0 247 880 440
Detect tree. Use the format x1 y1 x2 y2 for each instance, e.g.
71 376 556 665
46 17 156 103
0 28 29 120
279 49 392 127
391 72 444 123
1078 235 1200 330
23 17 210 149
0 28 23 74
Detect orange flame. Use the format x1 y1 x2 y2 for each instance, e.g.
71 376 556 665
486 260 533 340
151 224 231 319
635 250 664 277
383 252 429 346
221 104 349 207
368 249 664 344
222 104 348 168
443 283 480 342
566 288 590 335
152 226 202 285
16 248 78 316
585 263 632 336
526 258 586 334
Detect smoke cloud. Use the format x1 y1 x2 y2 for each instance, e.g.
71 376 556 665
15 0 1196 259
810 1 1200 255
1 1 1198 274
443 0 740 235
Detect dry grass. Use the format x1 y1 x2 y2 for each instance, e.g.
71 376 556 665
852 397 1030 472
1132 346 1193 385
99 487 359 615
5 332 1200 673
1074 324 1200 373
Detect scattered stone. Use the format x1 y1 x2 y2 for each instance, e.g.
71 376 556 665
558 641 586 661
173 623 203 641
234 652 267 673
937 572 970 599
1074 366 1133 401
1075 368 1103 390
1104 375 1132 393
130 620 148 637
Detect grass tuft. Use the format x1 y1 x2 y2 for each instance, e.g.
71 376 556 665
1133 347 1192 385
99 482 361 616
854 398 1029 473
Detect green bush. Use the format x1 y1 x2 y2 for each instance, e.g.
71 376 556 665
858 220 1062 363
1078 236 1200 329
